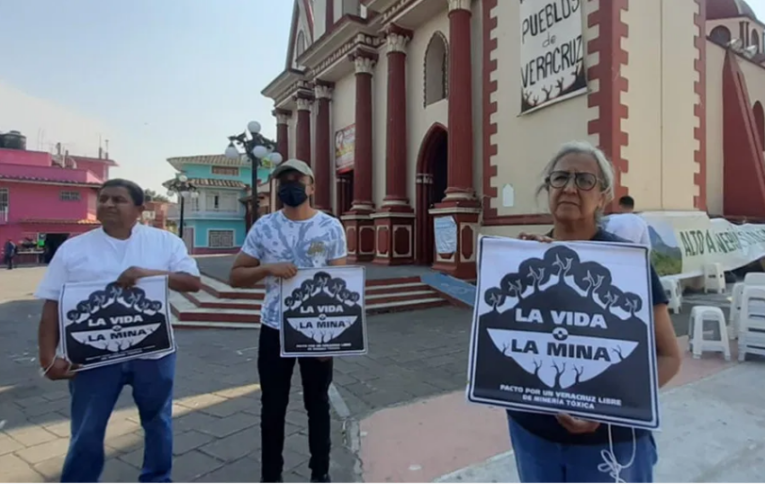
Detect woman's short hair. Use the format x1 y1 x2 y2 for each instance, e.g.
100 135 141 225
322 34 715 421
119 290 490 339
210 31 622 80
535 141 616 205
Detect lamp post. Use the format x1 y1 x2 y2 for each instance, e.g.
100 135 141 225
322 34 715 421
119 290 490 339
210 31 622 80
164 173 198 244
224 120 283 229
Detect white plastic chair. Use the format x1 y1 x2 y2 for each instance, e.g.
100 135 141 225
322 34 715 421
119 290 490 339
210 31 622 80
744 273 765 286
660 277 682 314
704 263 726 294
688 306 731 361
739 285 765 361
728 283 745 341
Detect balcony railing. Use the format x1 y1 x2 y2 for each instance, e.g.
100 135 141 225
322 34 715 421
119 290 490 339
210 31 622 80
166 207 243 220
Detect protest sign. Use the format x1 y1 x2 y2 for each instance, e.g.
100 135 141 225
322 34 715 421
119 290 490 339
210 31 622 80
280 267 367 357
467 236 660 430
58 276 175 370
520 0 587 114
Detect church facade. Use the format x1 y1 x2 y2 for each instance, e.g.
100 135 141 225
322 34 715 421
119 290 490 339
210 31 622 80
262 0 765 279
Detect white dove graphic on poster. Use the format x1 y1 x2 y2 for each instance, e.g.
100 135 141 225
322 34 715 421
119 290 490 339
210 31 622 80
71 323 161 353
487 329 639 390
287 316 358 344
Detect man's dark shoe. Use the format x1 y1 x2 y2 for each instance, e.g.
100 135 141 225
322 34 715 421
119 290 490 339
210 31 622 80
310 474 331 483
261 475 283 483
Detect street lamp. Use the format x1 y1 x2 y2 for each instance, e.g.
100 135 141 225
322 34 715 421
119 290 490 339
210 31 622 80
164 173 198 242
225 120 283 228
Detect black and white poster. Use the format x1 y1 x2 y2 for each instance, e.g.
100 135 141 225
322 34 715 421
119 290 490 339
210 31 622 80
467 236 660 430
520 0 588 115
280 267 367 357
58 276 176 370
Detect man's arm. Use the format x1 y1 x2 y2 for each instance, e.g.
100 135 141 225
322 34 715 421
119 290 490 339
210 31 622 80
229 221 296 287
117 235 202 292
34 246 78 379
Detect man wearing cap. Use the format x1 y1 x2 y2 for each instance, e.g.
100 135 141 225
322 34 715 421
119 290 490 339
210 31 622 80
229 159 347 483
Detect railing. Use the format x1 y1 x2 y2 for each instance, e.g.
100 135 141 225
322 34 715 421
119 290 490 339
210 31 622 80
166 207 243 220
0 208 7 225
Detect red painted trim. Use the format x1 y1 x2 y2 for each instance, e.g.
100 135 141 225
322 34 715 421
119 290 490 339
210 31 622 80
586 0 630 206
694 0 708 211
481 0 499 221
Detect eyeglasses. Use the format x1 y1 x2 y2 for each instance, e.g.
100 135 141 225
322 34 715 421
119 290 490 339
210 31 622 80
545 171 601 191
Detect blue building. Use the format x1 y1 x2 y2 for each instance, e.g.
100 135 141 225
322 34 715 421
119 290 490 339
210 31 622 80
165 154 270 255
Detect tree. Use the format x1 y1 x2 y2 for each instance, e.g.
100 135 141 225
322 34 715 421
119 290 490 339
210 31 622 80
144 189 170 203
484 287 506 311
499 273 524 300
519 258 548 293
552 361 567 390
621 292 643 317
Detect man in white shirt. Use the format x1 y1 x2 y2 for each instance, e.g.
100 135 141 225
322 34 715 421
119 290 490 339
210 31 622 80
605 195 652 249
35 179 201 483
229 159 347 483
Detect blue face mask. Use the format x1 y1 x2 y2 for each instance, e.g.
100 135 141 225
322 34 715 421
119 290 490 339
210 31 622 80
278 181 308 207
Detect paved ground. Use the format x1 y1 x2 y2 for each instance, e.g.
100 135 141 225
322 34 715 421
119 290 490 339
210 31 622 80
434 359 765 483
0 266 471 483
0 265 746 483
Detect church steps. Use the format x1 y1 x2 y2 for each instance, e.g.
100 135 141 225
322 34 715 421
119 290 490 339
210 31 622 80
170 273 449 329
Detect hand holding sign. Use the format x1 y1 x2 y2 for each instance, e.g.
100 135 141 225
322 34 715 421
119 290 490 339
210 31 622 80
519 233 554 244
269 262 298 279
556 414 600 434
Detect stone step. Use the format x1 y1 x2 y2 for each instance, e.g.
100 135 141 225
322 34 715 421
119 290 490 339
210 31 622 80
199 274 432 300
183 288 441 311
170 290 449 326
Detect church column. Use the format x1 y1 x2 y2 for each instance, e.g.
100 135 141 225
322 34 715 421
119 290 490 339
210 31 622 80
373 26 415 266
313 82 333 213
430 0 480 279
272 109 291 212
295 93 313 164
273 109 291 160
342 49 378 263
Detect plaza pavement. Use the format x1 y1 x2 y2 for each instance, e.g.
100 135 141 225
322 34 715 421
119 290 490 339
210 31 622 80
2 266 762 483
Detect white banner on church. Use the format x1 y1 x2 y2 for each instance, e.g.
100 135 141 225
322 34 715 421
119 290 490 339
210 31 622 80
520 0 588 115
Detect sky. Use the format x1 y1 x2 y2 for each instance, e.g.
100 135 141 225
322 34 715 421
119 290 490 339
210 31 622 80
0 0 293 194
2 0 765 194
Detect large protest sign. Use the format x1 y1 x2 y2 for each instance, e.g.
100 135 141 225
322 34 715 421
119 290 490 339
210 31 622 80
467 236 660 430
280 267 367 357
58 276 175 370
520 0 587 114
619 211 765 278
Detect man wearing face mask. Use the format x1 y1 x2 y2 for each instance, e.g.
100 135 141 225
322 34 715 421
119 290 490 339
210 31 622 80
229 159 347 483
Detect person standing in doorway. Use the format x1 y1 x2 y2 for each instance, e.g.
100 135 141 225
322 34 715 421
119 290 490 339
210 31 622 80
3 238 16 269
35 178 201 483
229 159 347 483
605 195 652 249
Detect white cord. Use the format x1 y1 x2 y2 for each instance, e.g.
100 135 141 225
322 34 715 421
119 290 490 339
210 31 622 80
38 357 71 378
597 425 636 483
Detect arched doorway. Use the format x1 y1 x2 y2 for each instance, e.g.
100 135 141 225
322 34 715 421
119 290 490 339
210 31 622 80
415 123 449 265
753 101 765 152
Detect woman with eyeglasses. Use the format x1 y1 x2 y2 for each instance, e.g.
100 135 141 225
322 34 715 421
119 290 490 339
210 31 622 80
507 141 682 483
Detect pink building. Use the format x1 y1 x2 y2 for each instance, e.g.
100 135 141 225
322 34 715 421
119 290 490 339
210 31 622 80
0 141 117 264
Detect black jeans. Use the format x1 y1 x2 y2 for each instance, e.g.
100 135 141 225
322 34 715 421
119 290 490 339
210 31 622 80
258 325 333 481
4 256 13 270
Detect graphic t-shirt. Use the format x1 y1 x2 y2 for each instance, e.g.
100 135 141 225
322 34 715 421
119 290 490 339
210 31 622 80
241 210 348 329
35 224 200 360
507 229 668 445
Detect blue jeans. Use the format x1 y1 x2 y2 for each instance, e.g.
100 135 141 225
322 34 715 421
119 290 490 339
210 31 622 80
508 416 658 483
61 353 176 483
